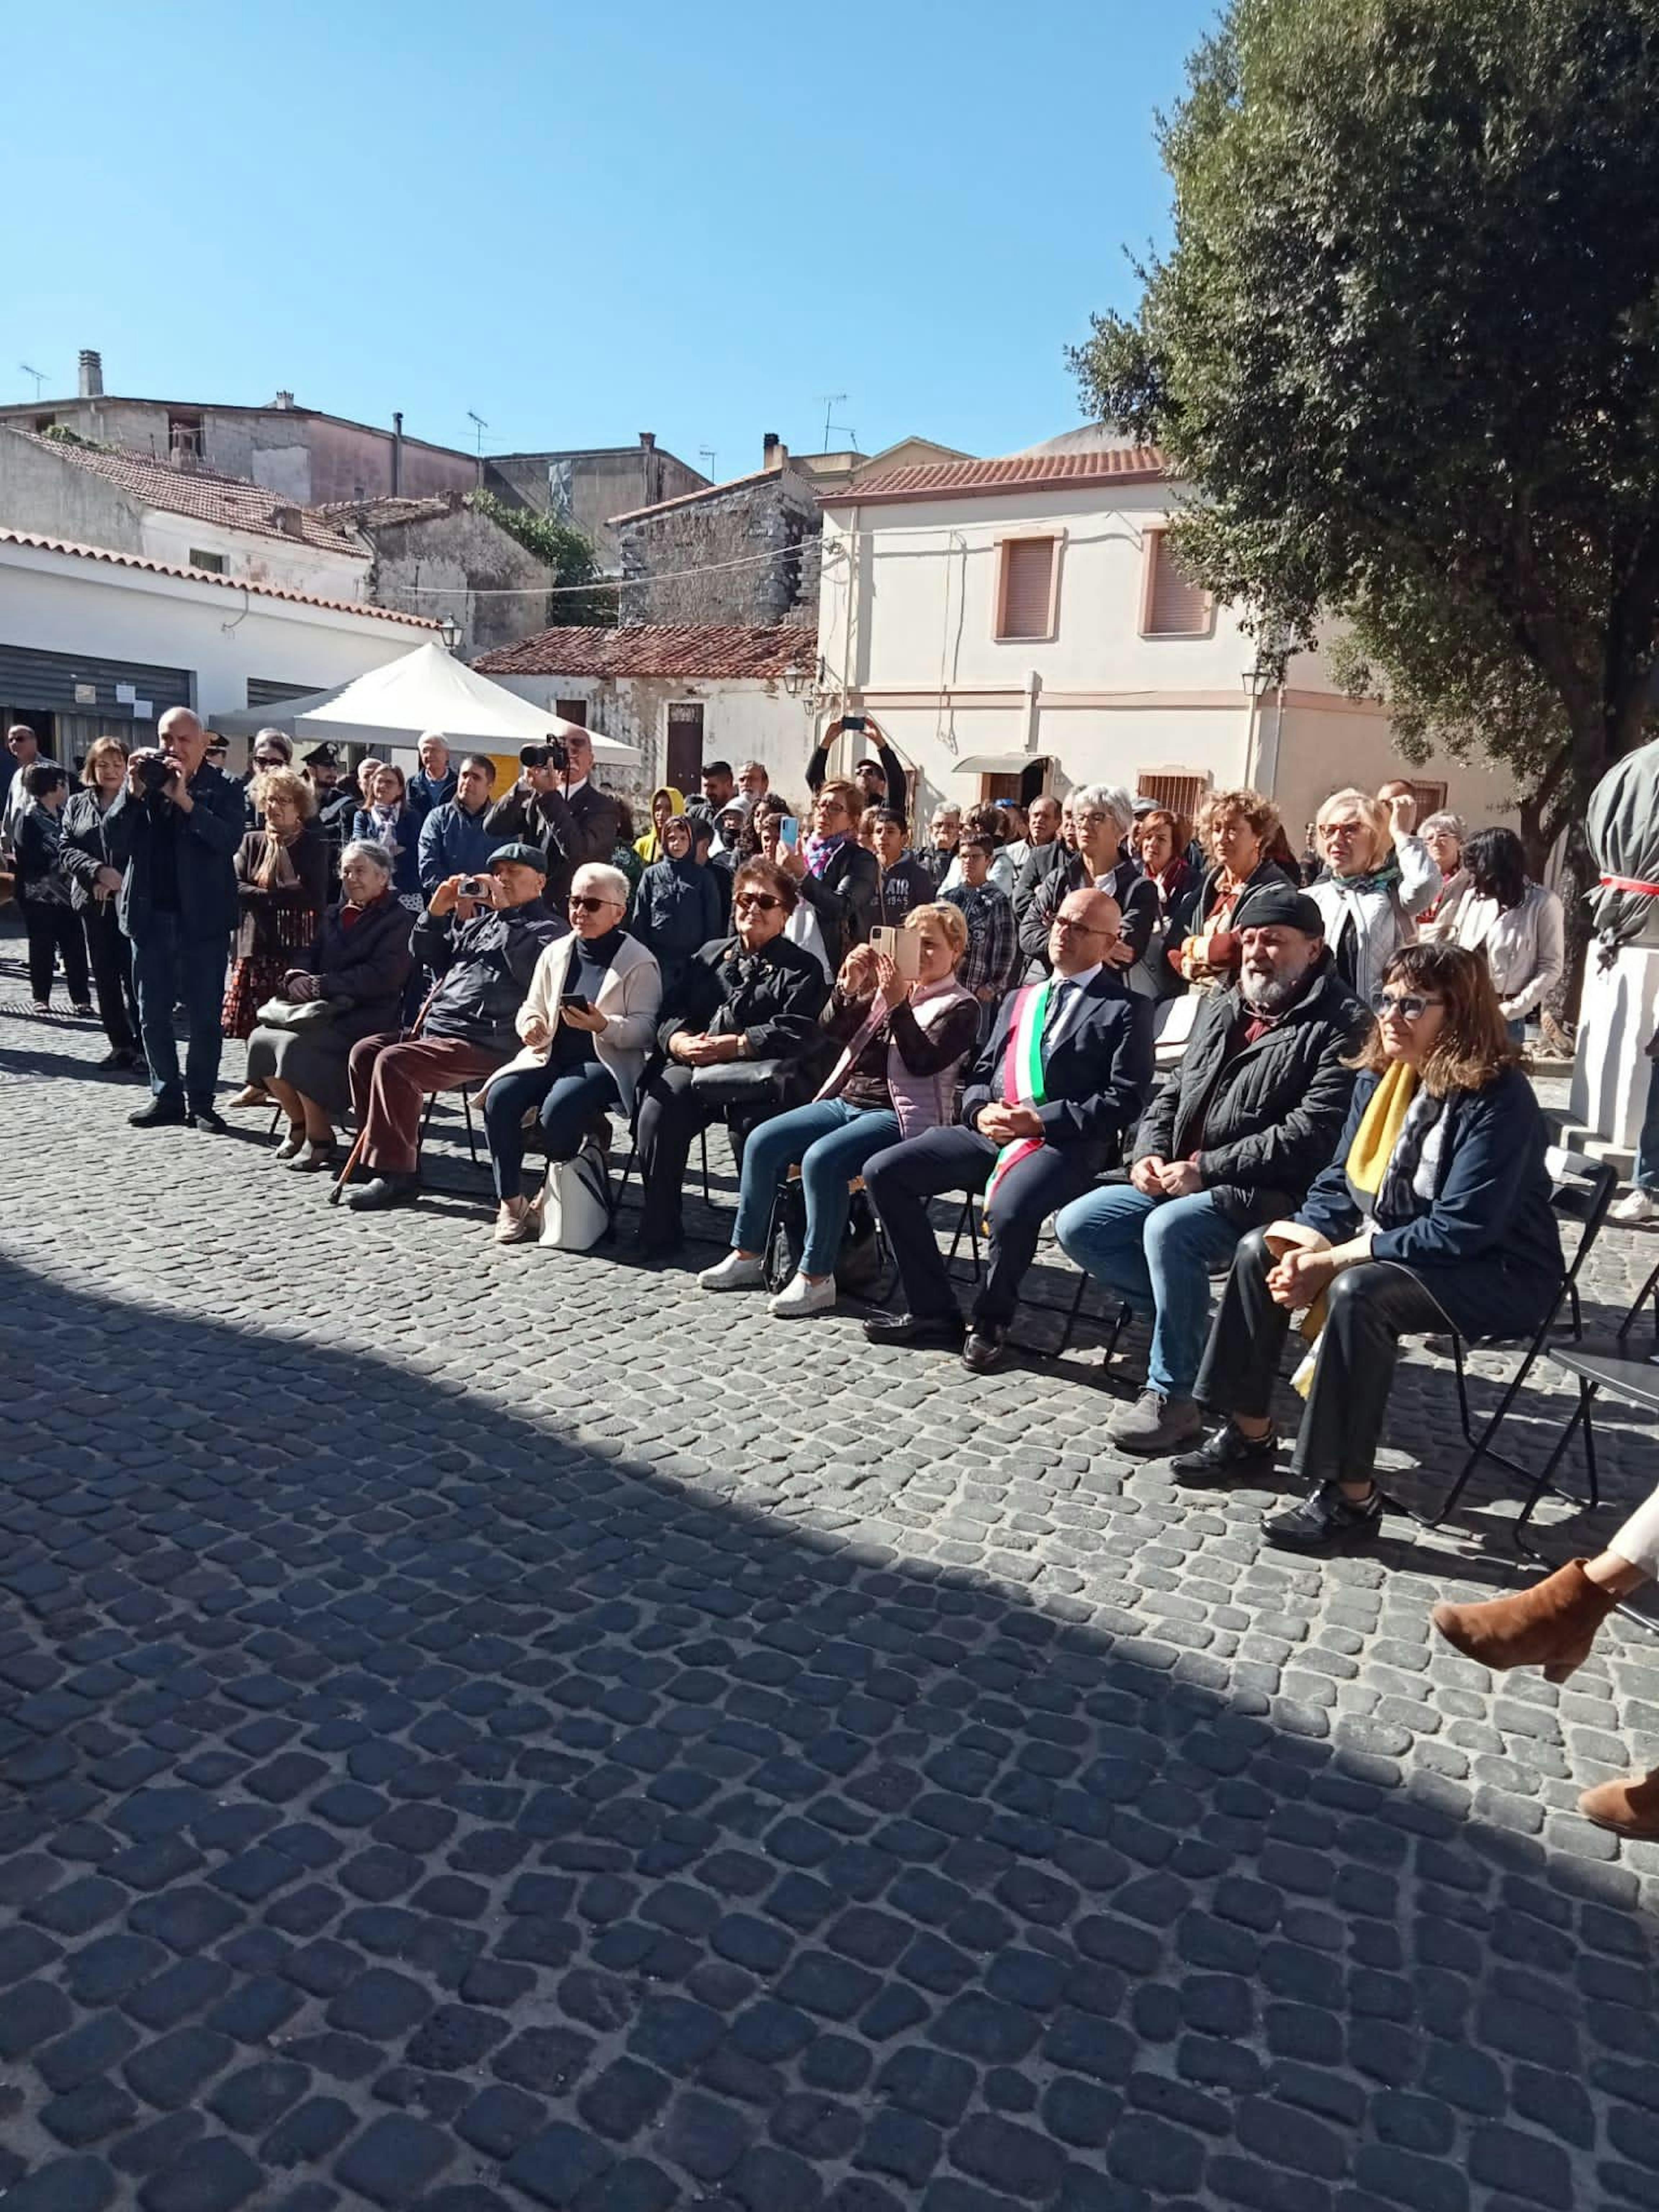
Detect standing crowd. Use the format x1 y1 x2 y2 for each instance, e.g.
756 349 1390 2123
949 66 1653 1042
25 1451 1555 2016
9 713 1659 1837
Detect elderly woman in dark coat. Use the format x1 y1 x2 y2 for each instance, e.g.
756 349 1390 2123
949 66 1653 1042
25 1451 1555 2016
244 839 415 1172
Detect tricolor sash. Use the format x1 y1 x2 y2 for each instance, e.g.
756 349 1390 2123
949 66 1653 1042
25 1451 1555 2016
983 977 1053 1223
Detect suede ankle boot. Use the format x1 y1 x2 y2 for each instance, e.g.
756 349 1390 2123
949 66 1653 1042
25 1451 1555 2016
1431 1560 1617 1683
1580 1769 1659 1840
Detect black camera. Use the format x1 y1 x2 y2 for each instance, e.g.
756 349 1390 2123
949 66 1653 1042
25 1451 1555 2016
135 751 176 796
519 737 568 773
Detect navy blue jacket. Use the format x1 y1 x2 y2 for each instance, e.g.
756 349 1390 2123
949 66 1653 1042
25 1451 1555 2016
632 857 725 989
962 970 1154 1161
1297 1064 1563 1339
104 761 245 945
407 766 458 826
418 800 507 895
351 806 422 897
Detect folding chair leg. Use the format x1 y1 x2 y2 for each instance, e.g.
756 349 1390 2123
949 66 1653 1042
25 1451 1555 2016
461 1088 479 1168
1513 1378 1596 1548
699 1125 711 1208
1453 1337 1476 1449
1103 1299 1131 1361
1056 1267 1089 1358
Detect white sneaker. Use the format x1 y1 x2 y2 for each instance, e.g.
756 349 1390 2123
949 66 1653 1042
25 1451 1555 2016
698 1251 766 1291
1611 1188 1659 1226
770 1272 836 1318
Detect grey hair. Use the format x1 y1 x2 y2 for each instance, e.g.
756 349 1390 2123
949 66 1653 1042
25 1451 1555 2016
1071 782 1135 833
339 838 394 879
1419 810 1466 845
573 861 630 907
253 726 293 757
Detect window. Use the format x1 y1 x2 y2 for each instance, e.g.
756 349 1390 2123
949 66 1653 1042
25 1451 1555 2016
555 698 588 726
1137 770 1211 833
247 678 320 708
1407 779 1447 819
188 547 226 574
33 414 56 433
168 411 204 462
995 537 1058 641
1141 530 1212 637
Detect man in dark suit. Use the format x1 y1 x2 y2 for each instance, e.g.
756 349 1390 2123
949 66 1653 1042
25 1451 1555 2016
484 725 621 908
103 706 247 1132
778 777 879 964
863 886 1155 1371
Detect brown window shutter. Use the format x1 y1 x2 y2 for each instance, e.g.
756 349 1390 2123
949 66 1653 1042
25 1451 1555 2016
999 539 1056 639
1145 534 1209 635
1137 771 1209 828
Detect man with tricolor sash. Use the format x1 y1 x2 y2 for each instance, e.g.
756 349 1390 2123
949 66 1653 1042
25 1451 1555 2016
863 888 1154 1371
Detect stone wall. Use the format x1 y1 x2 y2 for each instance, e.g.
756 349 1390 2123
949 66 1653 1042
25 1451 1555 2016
362 501 553 658
482 442 708 574
617 469 821 627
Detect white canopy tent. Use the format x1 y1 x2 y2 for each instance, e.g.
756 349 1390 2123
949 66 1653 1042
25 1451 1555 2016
217 640 639 763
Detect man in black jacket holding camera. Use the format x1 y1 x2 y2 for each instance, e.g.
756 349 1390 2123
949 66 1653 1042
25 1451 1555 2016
342 843 564 1211
484 727 620 907
103 706 246 1131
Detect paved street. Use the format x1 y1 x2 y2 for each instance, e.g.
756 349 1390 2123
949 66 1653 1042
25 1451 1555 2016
4 958 1659 2212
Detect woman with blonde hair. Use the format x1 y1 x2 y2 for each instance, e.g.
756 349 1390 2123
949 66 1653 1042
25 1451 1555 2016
1175 943 1560 1551
61 736 141 1069
1305 784 1441 1006
224 766 328 1103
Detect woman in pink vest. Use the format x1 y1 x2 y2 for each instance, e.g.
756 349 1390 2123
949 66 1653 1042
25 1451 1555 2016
701 902 978 1317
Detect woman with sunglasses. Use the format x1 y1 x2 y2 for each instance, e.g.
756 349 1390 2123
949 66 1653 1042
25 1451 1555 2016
632 859 832 1257
1175 944 1561 1551
1305 786 1442 1006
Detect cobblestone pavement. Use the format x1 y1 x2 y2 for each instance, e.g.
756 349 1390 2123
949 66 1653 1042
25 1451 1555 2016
4 961 1659 2212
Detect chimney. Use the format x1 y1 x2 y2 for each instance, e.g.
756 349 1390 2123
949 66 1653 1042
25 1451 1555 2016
78 349 103 399
272 504 306 539
638 431 656 451
273 389 295 411
762 432 780 469
391 410 404 496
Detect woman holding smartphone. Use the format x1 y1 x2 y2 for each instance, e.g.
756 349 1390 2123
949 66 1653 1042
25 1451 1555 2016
754 799 831 979
480 862 662 1243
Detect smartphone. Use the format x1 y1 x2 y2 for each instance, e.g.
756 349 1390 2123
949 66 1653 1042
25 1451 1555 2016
779 814 799 848
869 925 921 981
561 994 592 1016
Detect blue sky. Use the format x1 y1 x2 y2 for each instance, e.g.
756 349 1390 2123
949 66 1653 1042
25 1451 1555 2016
9 0 1215 477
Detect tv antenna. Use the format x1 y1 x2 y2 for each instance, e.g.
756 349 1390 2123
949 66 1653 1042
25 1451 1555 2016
698 446 717 479
467 410 489 483
19 363 46 402
818 393 849 452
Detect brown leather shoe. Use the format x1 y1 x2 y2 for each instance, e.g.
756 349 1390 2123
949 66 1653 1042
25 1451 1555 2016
1580 1769 1659 1839
1431 1560 1616 1683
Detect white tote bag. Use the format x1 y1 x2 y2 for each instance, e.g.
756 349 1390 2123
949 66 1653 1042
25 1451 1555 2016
535 1139 612 1253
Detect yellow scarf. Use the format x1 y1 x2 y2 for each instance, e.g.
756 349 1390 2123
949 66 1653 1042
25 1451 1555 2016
1291 1061 1419 1395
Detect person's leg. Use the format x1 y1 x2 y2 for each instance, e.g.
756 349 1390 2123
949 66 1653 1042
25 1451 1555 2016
537 1065 620 1163
84 909 136 1052
131 914 184 1103
22 906 55 1005
729 1101 844 1256
1636 1056 1659 1193
864 1126 996 1321
265 1074 307 1140
976 1145 1099 1327
636 1065 702 1246
798 1107 899 1278
1191 1228 1292 1435
1139 1193 1244 1399
179 931 230 1112
349 1031 397 1139
1289 1262 1448 1495
1054 1184 1159 1315
482 1065 556 1202
57 909 90 1008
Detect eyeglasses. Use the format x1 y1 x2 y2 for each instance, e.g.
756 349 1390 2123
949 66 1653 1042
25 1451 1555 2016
568 894 618 913
733 892 782 912
1371 990 1444 1020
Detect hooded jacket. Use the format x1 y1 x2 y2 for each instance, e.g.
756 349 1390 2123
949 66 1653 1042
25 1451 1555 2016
631 841 726 988
634 787 687 866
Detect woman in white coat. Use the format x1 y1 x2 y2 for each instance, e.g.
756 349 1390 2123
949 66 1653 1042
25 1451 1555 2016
1435 826 1564 1041
1307 787 1442 1007
482 862 662 1242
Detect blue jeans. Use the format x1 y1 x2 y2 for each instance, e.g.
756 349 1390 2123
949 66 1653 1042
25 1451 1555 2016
130 914 230 1108
732 1098 900 1276
483 1059 619 1201
1637 1055 1659 1192
1055 1184 1242 1397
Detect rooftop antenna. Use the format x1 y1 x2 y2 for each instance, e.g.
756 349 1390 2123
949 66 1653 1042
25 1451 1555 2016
19 363 46 402
818 393 848 453
467 410 489 485
698 446 717 479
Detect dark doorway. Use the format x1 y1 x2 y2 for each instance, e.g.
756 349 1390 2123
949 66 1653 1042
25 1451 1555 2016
666 702 704 795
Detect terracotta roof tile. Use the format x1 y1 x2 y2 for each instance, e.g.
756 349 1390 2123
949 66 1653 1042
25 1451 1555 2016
4 429 366 554
824 447 1169 505
0 526 438 627
475 623 815 680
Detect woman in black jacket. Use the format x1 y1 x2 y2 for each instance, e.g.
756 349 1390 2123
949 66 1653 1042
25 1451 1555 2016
632 858 830 1256
631 813 725 994
61 737 141 1067
243 839 415 1171
1177 943 1562 1551
13 762 91 1016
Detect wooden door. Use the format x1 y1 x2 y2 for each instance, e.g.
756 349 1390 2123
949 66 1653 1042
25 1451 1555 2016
666 702 704 795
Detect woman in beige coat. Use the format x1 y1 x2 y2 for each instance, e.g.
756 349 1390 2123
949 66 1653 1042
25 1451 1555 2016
481 862 662 1242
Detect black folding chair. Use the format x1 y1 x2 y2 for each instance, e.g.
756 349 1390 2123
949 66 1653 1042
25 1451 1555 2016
418 1083 480 1169
1419 1146 1619 1527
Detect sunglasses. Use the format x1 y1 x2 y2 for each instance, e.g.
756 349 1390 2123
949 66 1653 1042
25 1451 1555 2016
568 894 618 913
1372 990 1444 1020
733 892 782 912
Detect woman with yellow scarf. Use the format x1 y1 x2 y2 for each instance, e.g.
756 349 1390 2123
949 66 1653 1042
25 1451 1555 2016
1172 944 1562 1551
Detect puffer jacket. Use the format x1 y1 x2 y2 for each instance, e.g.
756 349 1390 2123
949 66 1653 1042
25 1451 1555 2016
631 855 725 990
409 897 565 1054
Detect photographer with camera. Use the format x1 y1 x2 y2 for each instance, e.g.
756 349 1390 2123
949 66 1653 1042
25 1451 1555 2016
102 706 247 1130
340 843 564 1211
485 726 620 907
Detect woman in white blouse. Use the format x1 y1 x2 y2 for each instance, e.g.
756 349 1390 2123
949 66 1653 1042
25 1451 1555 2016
1434 827 1564 1041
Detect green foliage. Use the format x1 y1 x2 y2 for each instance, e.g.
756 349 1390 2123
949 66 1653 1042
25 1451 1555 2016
468 489 617 628
1073 0 1659 857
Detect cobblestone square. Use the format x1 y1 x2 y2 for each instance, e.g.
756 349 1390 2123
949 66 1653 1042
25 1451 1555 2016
4 972 1659 2212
